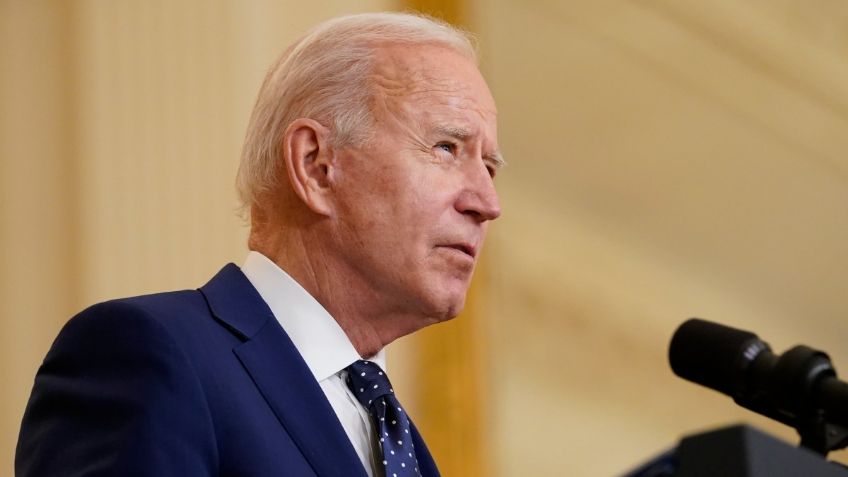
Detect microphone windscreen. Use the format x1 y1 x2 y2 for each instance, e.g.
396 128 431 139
669 318 762 396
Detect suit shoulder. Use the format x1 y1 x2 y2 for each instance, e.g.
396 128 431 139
72 289 208 331
19 290 220 475
90 289 207 319
46 291 216 366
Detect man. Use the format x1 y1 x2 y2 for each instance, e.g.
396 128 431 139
16 12 502 477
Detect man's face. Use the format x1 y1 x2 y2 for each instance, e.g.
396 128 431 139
329 43 502 325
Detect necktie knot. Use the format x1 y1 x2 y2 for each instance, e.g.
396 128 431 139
345 360 395 408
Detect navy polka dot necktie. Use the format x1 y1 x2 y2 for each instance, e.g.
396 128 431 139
346 360 422 476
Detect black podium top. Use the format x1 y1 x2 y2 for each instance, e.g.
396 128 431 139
623 424 848 477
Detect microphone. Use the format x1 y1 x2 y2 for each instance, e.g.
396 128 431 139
668 318 848 454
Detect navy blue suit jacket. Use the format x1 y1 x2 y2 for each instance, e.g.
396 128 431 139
16 264 440 476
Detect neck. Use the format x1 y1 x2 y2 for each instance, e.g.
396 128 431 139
250 221 423 358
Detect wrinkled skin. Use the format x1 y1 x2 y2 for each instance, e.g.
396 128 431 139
254 43 502 357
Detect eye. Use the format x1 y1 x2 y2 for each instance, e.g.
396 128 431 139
435 142 457 155
486 165 497 179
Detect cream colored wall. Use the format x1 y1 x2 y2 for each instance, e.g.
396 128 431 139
1 1 76 472
0 1 394 474
476 0 848 475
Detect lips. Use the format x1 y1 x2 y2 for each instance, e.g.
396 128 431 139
440 242 477 259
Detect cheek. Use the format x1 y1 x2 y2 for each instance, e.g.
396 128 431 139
335 156 458 246
334 173 409 247
362 169 430 223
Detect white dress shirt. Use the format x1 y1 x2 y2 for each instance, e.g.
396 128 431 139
241 251 385 477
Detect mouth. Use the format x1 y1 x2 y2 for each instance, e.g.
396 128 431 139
440 243 477 259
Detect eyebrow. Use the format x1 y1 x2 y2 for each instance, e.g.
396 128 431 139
433 125 506 169
485 151 506 169
434 125 472 140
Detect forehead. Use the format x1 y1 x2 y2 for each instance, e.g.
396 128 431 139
370 43 498 125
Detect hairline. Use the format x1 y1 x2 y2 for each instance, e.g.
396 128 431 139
236 13 479 218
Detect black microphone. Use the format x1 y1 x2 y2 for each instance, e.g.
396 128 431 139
668 318 848 454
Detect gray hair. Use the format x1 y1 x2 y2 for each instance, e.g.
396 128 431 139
236 12 477 214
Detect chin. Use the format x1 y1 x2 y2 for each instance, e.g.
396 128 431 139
424 292 467 323
412 273 472 323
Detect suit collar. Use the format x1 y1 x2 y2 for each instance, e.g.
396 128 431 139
199 264 368 477
200 263 272 339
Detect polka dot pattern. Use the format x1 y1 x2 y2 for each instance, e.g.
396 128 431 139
346 360 423 476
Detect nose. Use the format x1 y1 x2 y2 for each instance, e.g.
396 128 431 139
455 161 501 222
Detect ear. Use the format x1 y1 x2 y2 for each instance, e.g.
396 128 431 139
282 118 336 216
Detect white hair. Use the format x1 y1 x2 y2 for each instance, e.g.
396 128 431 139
236 12 477 215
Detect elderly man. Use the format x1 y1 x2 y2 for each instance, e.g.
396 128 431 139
16 12 501 477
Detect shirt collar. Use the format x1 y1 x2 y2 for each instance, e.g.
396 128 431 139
241 251 385 382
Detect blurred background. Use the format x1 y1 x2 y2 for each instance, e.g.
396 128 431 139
2 0 847 475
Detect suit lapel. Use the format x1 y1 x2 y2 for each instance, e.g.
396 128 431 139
234 324 368 477
200 264 368 477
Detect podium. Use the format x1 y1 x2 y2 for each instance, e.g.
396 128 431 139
624 424 848 477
